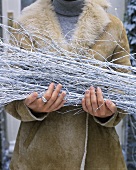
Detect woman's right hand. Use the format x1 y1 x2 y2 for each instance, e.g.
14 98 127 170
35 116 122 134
24 83 66 113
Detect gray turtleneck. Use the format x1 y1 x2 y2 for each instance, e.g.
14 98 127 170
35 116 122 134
52 0 84 41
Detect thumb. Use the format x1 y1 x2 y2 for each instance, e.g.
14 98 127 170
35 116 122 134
24 92 38 106
105 100 117 113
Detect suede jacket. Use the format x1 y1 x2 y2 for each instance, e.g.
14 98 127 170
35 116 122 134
5 0 131 169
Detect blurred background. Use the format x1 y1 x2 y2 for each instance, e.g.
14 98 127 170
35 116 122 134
0 0 136 170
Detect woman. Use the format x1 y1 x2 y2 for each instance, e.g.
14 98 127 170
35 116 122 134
6 0 131 169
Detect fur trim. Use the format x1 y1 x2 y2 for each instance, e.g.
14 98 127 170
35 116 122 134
19 0 63 40
72 0 111 47
17 0 111 49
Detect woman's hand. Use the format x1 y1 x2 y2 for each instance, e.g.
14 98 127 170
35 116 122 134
24 83 66 113
82 86 117 118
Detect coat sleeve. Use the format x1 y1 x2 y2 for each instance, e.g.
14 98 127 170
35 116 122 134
94 26 131 127
93 108 127 127
5 100 49 122
4 22 48 122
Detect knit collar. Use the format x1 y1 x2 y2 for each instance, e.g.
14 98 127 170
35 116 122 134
52 0 84 16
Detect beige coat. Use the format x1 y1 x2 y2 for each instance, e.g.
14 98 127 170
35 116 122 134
5 0 131 169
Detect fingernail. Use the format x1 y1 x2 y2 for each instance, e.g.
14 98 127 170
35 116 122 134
107 100 111 105
62 91 66 96
97 87 100 90
90 86 94 90
32 92 37 96
86 90 89 94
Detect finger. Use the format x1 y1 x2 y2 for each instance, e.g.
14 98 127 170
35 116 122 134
105 100 117 113
45 84 62 108
85 90 93 114
24 92 38 106
82 98 89 113
96 87 105 116
48 91 66 111
27 98 43 111
43 82 55 101
53 100 66 112
90 86 98 116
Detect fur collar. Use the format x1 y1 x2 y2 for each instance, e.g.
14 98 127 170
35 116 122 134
18 0 111 49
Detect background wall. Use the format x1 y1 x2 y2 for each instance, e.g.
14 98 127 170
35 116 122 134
109 0 126 21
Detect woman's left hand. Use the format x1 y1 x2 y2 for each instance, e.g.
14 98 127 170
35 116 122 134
82 86 117 118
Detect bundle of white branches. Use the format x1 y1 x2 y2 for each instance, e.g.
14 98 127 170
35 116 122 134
0 22 136 114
